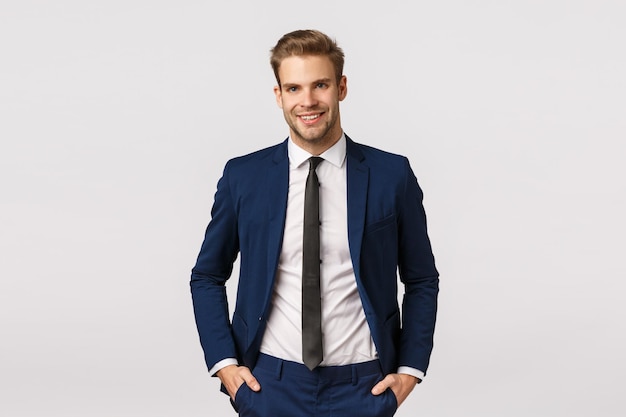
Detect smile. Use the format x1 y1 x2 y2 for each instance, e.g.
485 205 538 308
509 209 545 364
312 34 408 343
299 114 321 121
298 113 324 126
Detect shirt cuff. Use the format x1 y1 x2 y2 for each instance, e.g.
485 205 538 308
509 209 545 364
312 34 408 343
397 366 425 383
209 358 239 377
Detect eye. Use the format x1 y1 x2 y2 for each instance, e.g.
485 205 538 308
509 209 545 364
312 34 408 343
287 86 298 92
316 83 327 89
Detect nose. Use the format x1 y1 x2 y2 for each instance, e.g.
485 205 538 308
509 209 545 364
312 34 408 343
301 88 318 108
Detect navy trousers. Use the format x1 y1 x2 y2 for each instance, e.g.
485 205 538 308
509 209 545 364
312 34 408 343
232 354 398 417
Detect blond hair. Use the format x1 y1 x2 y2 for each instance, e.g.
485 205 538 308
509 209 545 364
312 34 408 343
270 29 345 86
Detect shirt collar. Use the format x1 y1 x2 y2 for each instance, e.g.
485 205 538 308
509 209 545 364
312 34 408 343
288 133 347 169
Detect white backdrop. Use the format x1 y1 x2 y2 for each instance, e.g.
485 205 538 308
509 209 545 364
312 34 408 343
1 1 625 416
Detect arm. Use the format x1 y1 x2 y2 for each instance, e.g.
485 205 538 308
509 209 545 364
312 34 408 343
373 158 438 405
190 162 241 372
396 157 439 374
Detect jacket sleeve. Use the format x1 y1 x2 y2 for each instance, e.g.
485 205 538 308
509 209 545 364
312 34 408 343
190 161 241 371
397 157 439 374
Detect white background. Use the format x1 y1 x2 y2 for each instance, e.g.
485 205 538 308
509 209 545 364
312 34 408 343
1 1 625 416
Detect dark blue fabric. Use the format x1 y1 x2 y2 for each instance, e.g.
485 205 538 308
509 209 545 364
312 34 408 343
232 354 397 417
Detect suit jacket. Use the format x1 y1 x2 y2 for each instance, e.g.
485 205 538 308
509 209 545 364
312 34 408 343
191 135 439 378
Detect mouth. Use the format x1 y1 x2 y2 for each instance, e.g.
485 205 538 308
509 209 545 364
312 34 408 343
298 113 323 125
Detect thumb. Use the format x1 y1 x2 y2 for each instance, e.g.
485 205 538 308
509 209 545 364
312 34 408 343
371 375 393 396
241 369 261 392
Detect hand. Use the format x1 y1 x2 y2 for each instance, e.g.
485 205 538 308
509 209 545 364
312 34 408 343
216 365 261 401
371 373 419 407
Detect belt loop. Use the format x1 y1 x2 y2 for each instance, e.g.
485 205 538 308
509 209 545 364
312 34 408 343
274 357 283 381
351 364 358 385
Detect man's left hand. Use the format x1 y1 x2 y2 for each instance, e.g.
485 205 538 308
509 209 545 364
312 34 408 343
371 373 419 407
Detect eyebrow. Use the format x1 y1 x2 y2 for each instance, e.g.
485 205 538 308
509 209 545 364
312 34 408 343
282 78 333 89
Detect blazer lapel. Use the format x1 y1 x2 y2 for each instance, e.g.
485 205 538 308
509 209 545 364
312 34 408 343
345 137 368 282
264 140 290 298
245 140 289 364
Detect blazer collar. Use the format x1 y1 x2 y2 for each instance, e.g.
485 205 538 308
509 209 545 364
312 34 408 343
272 138 289 164
345 134 365 163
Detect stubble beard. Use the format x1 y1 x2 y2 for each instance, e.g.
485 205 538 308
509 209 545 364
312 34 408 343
286 110 339 149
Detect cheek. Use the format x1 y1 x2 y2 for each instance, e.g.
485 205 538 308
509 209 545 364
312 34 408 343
278 96 294 110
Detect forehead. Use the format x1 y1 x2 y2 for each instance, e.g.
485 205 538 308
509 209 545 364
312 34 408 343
277 55 337 85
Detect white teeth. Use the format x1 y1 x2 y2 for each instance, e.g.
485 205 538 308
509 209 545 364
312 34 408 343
300 114 320 121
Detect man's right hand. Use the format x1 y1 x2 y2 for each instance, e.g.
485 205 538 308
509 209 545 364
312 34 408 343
216 365 261 400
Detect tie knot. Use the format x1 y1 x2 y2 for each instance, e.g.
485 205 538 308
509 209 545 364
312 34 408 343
309 157 323 171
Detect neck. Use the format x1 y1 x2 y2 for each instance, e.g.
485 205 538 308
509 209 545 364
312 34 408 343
290 129 343 156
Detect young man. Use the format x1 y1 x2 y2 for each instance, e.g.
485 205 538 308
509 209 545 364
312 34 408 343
191 29 439 417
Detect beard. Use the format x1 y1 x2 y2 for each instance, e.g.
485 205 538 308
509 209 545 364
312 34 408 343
284 110 339 146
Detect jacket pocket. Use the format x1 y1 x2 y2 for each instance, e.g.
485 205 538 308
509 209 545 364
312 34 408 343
364 214 396 236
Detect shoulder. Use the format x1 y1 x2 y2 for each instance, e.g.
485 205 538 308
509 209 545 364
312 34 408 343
346 136 423 195
347 136 411 172
354 142 407 160
222 140 287 173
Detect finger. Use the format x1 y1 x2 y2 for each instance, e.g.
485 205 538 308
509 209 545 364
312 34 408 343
239 368 261 392
216 365 243 398
371 375 394 395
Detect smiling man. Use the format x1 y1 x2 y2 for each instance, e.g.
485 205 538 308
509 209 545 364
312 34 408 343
191 29 439 417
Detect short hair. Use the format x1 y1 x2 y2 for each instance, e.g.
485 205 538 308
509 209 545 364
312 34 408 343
270 29 345 86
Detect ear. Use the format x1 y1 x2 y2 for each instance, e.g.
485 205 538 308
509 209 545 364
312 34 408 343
273 85 283 108
338 75 348 101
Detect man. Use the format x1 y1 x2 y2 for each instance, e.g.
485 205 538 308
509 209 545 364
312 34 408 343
191 29 438 417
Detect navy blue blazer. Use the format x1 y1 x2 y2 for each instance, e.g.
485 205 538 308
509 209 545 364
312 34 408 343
191 136 439 377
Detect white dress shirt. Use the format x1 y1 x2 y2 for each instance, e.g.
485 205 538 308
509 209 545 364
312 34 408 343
259 133 378 366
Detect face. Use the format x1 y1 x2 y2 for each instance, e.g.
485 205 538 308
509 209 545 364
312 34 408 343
274 55 347 155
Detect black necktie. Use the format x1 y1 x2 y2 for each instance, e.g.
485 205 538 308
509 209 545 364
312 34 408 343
302 156 323 370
